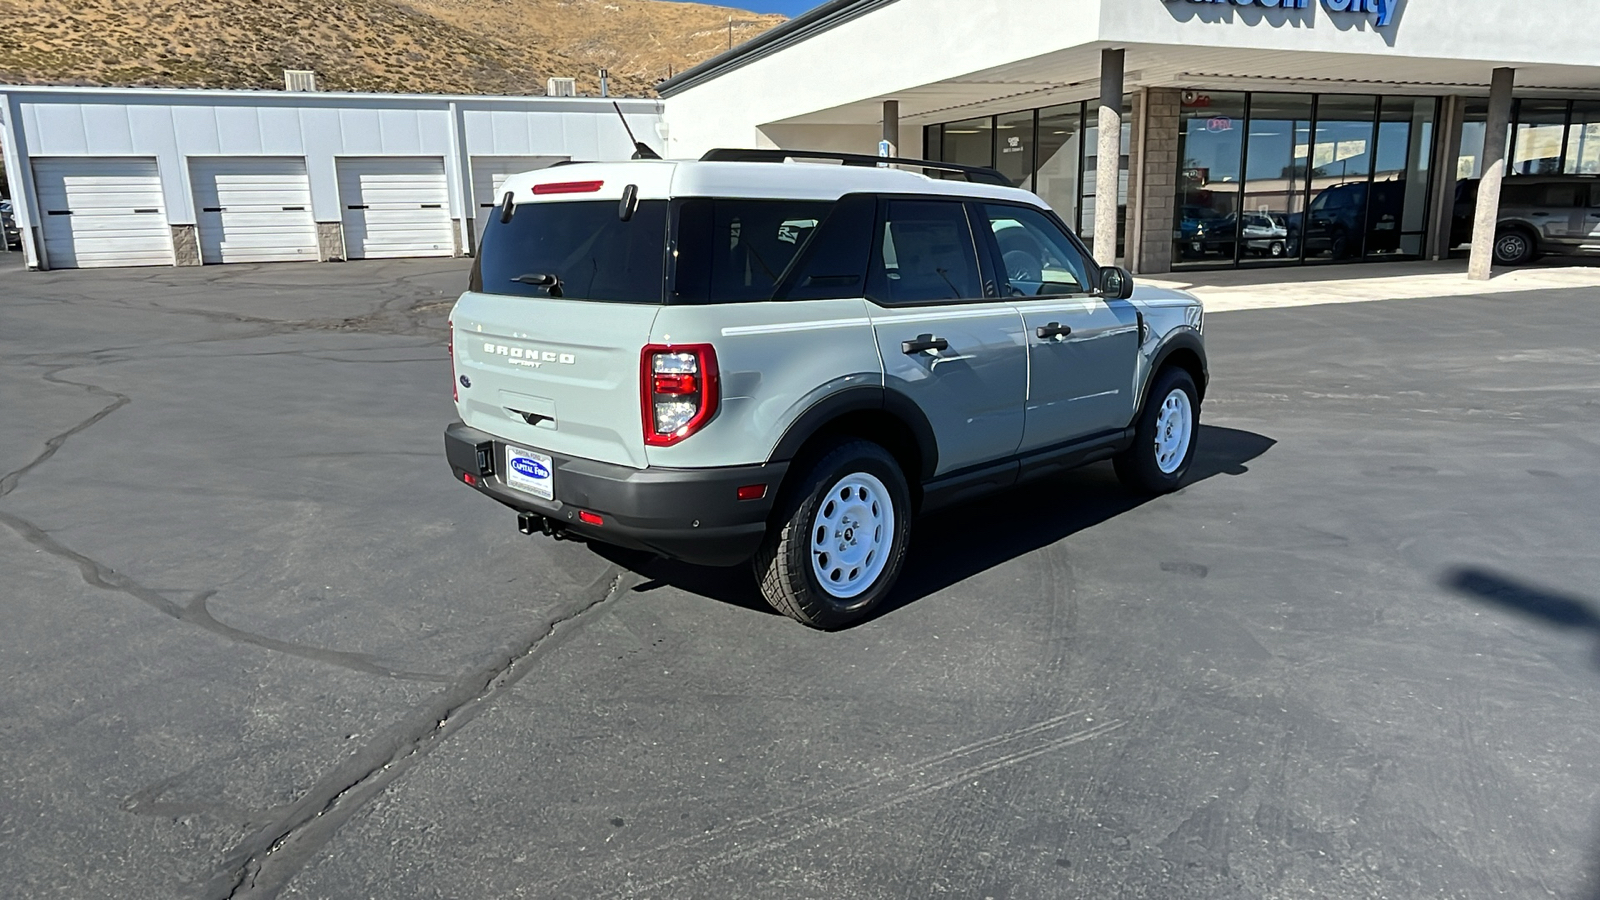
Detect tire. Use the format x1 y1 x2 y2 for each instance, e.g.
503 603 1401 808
1269 240 1286 258
1493 228 1536 266
1329 230 1351 259
1114 367 1201 494
753 440 912 629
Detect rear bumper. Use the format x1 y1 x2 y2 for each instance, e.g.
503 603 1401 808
445 422 784 567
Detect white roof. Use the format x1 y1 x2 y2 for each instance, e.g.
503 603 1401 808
498 159 1045 206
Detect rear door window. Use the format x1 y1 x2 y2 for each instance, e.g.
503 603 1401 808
1538 183 1585 207
673 199 835 304
475 200 668 303
867 200 983 305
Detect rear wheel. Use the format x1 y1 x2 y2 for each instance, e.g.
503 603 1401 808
1493 228 1536 266
754 440 911 629
1115 368 1200 494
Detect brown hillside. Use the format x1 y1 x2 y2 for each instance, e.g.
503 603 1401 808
0 0 785 96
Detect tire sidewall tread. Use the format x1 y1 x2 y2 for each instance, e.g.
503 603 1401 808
754 440 911 629
1115 368 1200 495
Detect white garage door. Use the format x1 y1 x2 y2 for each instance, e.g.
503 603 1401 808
337 157 454 260
33 158 174 269
191 157 318 264
470 155 566 244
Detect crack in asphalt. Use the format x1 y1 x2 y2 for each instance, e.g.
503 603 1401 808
0 367 450 683
206 565 638 900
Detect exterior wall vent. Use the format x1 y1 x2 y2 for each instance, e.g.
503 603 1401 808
283 70 319 92
546 77 577 98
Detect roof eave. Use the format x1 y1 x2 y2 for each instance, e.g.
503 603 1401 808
656 0 899 98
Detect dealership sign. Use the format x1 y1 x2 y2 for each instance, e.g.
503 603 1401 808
1169 0 1396 28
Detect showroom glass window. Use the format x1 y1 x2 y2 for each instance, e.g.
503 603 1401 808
1369 97 1435 259
1239 93 1312 266
928 100 1127 260
1035 104 1084 232
995 110 1037 191
1512 100 1568 175
1302 95 1377 264
1171 91 1246 268
942 117 994 171
1565 101 1600 175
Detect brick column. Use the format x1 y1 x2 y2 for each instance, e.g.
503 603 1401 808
1133 88 1181 275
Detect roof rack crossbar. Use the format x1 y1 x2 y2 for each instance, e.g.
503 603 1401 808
698 148 1013 187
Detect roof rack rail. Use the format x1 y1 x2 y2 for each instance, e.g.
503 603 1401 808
699 148 1013 187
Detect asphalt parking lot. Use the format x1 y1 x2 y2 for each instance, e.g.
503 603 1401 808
2 250 1599 900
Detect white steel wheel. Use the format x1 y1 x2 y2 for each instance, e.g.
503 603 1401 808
810 472 894 599
1153 389 1194 475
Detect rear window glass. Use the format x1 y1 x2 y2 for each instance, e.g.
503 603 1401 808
476 200 668 303
673 199 835 304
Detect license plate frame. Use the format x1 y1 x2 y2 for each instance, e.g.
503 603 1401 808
504 445 555 501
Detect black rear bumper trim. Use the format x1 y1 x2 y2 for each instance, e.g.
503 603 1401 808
446 422 784 567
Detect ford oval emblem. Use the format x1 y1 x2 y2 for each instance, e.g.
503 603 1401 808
512 458 550 480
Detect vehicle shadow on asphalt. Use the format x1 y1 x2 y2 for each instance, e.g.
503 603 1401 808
604 425 1276 620
1440 567 1600 899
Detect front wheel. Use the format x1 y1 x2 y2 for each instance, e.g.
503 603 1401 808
754 440 912 629
1115 368 1200 494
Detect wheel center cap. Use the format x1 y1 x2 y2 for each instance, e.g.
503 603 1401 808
844 528 855 541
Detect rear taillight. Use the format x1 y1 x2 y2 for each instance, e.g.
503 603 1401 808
448 319 457 402
641 344 718 447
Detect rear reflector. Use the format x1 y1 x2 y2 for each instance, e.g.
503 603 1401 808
532 180 604 195
461 472 477 486
737 484 768 501
578 511 604 526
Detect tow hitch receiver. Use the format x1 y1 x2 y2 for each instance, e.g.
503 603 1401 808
518 511 575 541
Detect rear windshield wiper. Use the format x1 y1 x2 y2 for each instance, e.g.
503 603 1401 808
511 273 563 298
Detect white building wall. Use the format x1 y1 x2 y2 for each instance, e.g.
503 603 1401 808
1 87 664 269
661 0 1600 158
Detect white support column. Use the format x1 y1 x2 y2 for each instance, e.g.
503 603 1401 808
1469 68 1514 281
0 92 45 270
447 100 473 258
1095 48 1125 266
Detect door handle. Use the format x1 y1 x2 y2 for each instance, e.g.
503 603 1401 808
1531 212 1550 217
901 334 949 354
1036 322 1072 341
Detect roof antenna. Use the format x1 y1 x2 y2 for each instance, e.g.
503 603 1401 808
614 101 662 160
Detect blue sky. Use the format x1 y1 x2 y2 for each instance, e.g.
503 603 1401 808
678 0 821 15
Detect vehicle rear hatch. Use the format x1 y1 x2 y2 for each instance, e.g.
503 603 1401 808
451 166 674 469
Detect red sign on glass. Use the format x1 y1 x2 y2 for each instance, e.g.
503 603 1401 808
1206 117 1234 133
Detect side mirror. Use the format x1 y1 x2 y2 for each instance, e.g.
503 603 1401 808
1099 265 1135 300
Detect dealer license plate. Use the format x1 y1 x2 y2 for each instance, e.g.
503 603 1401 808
504 445 554 501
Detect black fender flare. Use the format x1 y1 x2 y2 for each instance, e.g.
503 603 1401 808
767 385 939 481
1141 329 1209 410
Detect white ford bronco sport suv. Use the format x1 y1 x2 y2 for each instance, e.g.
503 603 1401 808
445 149 1207 628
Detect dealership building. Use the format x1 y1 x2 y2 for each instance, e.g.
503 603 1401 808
3 0 1597 274
0 87 662 270
659 0 1600 275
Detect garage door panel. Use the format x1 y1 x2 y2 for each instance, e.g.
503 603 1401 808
469 155 565 244
337 157 454 260
192 158 319 264
33 158 174 269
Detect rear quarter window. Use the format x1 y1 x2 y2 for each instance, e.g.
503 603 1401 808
474 200 668 303
673 199 835 304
